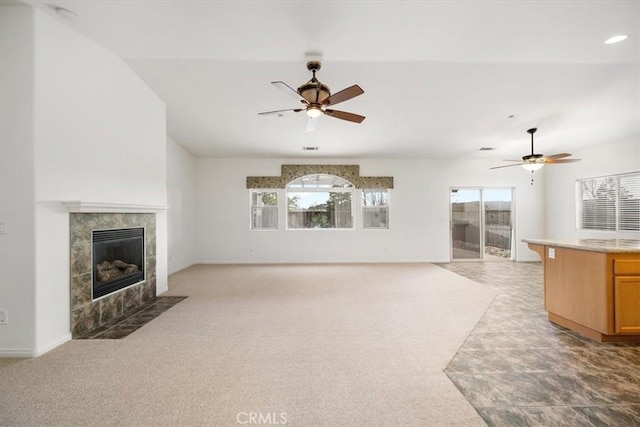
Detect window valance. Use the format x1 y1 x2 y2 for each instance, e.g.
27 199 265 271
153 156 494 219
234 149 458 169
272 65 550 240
246 164 394 189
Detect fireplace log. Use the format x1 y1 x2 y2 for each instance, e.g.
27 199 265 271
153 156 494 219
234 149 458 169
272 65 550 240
112 260 133 269
96 260 140 283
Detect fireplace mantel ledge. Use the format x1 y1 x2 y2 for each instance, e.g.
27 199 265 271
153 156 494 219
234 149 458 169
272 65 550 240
62 201 169 213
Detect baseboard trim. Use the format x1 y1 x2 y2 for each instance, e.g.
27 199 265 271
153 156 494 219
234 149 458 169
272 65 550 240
0 333 72 358
193 260 452 265
549 313 640 343
34 333 72 357
0 348 37 358
168 262 197 276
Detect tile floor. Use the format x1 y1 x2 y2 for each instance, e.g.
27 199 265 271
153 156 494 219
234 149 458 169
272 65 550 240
76 296 186 339
438 261 640 427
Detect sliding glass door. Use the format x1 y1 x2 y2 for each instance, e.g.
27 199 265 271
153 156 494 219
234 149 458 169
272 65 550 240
450 188 513 261
450 189 482 259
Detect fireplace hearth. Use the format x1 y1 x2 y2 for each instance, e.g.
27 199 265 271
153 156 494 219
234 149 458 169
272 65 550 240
92 228 145 299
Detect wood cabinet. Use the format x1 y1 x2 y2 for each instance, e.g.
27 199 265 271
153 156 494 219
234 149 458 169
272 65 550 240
526 241 640 343
613 259 640 334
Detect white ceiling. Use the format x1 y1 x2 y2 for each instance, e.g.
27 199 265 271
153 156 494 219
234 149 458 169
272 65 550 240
22 0 640 160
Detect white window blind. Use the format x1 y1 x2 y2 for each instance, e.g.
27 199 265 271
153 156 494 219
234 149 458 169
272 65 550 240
576 172 640 232
619 174 640 231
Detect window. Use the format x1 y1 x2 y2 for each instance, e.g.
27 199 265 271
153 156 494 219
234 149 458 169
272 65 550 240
250 190 278 230
576 172 640 232
287 174 353 229
362 190 389 229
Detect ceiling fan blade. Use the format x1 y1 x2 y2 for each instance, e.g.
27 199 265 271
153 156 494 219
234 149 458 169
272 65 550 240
271 81 307 103
490 163 527 169
258 108 304 116
323 85 364 106
305 117 318 133
544 158 582 164
324 109 366 123
544 153 572 159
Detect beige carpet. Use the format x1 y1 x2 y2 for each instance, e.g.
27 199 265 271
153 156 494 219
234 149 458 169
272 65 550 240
0 263 497 426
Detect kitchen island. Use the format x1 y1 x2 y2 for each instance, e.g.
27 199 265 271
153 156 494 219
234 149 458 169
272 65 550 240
523 238 640 342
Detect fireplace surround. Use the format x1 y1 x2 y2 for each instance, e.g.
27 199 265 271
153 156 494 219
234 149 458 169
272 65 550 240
70 212 156 338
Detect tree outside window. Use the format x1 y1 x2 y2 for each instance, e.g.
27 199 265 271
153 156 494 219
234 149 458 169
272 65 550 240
363 190 389 229
577 173 640 232
286 175 354 229
250 190 278 230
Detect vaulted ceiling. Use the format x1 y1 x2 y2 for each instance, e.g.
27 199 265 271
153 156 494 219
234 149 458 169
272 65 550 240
23 1 640 160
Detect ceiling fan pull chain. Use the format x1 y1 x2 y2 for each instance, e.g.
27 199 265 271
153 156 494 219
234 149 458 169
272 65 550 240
531 171 535 186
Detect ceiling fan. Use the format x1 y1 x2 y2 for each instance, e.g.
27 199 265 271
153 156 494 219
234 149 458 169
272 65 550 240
258 61 365 132
491 128 581 171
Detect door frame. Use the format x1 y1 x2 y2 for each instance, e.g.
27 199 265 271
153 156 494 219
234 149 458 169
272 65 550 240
449 186 515 262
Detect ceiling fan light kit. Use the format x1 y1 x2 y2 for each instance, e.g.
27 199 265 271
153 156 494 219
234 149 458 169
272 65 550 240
521 162 544 172
258 61 365 131
307 106 323 118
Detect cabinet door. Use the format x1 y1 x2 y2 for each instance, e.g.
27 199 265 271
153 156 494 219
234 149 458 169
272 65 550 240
614 277 640 334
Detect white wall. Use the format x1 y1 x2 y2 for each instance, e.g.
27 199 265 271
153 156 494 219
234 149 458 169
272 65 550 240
0 6 37 355
31 8 167 354
196 157 543 264
0 6 168 356
544 137 640 239
167 136 197 274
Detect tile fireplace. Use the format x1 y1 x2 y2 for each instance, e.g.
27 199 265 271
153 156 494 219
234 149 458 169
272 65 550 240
69 212 156 338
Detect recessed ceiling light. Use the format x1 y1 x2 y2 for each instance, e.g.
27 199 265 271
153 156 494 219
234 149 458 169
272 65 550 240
54 6 77 21
605 35 628 45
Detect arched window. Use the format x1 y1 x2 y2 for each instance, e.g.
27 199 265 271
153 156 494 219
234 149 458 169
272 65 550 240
287 174 354 229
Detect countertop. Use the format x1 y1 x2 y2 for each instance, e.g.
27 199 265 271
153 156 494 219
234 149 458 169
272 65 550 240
522 238 640 253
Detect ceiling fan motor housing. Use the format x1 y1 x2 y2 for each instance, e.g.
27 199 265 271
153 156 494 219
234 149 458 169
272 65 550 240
298 61 331 104
522 153 544 162
298 82 331 104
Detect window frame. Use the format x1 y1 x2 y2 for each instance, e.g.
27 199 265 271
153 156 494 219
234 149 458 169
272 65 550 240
362 189 390 229
576 171 640 233
286 174 355 231
249 189 279 231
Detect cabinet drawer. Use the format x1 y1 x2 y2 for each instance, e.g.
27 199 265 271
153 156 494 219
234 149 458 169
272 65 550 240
614 260 640 275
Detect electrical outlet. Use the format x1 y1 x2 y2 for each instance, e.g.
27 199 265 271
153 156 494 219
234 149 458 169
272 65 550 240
0 309 7 325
